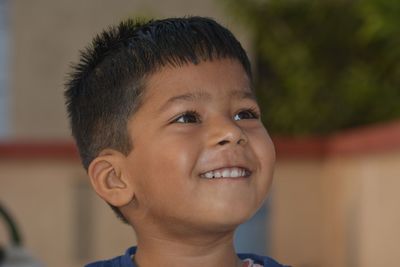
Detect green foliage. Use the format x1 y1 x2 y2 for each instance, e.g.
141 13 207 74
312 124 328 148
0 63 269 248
222 0 400 135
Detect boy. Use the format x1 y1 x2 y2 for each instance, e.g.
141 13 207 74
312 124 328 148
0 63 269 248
65 16 287 267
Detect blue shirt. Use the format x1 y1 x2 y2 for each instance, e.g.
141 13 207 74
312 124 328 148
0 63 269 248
85 246 289 267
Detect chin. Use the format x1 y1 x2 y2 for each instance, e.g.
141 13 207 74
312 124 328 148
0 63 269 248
203 202 260 231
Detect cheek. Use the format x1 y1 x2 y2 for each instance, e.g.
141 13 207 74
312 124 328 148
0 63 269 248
259 134 276 169
154 133 202 175
133 133 202 202
250 128 276 193
249 127 276 166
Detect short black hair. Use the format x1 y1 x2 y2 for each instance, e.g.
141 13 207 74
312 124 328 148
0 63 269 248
65 16 252 223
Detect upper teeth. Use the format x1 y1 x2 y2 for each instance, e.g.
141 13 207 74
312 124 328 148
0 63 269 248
200 167 250 179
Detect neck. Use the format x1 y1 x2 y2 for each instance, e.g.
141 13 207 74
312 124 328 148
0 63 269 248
133 229 242 267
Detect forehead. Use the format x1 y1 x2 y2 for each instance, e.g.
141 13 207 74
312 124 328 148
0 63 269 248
141 58 254 106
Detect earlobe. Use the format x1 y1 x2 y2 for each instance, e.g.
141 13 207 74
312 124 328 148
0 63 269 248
88 151 134 207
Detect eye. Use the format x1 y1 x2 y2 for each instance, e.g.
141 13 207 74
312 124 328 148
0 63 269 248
233 108 260 121
172 110 201 124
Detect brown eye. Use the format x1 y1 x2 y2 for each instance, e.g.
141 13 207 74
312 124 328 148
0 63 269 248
233 109 259 121
173 111 201 123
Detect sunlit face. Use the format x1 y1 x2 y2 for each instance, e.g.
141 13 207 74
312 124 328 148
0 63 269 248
124 58 275 236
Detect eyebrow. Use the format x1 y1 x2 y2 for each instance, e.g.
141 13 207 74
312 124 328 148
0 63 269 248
158 90 210 112
231 89 256 101
159 88 256 112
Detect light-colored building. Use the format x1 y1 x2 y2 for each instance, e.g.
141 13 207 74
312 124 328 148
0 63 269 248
1 1 400 267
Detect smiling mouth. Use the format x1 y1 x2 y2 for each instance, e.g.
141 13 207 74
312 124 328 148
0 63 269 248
199 167 251 179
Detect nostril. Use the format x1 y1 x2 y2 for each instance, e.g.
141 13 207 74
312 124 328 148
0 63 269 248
237 138 247 145
218 140 230 146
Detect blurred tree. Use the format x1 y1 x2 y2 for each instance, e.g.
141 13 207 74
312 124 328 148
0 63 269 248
222 0 400 135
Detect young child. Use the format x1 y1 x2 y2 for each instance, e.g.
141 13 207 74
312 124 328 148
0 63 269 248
65 16 288 267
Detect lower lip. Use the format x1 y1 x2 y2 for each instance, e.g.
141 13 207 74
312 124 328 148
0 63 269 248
199 174 251 181
204 177 248 182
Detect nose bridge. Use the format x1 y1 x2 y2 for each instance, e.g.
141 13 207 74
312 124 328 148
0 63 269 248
207 114 246 146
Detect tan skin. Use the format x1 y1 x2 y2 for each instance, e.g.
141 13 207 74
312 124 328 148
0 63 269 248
88 58 276 267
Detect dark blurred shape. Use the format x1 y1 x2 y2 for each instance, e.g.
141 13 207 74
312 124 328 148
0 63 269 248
0 202 44 266
0 202 22 247
223 0 400 135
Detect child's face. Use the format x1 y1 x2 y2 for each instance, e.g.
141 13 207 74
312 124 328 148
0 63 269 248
124 58 275 233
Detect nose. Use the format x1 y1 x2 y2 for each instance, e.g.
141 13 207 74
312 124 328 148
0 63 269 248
208 117 248 147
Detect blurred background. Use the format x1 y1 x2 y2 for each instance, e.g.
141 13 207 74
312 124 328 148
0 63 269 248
0 0 399 266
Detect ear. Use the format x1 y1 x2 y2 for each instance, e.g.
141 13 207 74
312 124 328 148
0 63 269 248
88 149 134 207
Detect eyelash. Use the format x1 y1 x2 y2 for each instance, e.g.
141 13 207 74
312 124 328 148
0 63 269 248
171 107 260 124
172 110 201 124
234 107 260 121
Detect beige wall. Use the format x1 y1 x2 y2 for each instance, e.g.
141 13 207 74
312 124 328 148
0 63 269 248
269 159 324 267
0 159 136 267
269 148 400 267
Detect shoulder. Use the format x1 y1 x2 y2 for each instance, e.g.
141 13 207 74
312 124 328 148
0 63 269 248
84 247 136 267
84 247 289 267
238 252 290 267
